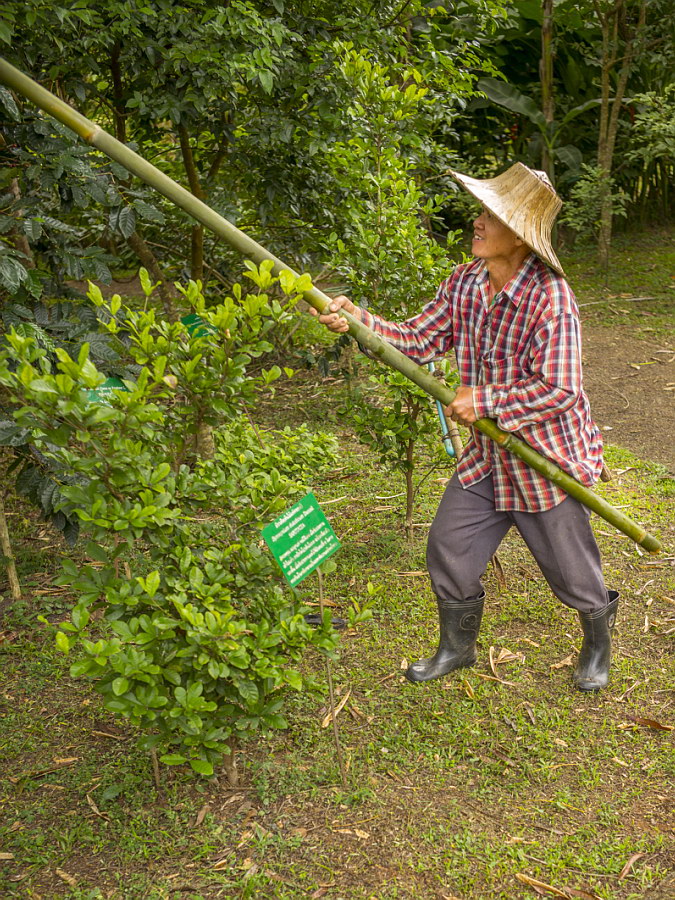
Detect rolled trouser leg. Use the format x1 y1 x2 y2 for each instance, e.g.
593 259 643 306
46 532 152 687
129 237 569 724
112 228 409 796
573 590 620 691
406 592 485 683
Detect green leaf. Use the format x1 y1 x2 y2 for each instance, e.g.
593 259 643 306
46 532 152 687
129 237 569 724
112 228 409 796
160 754 187 766
145 570 160 598
56 631 70 653
189 758 214 776
258 70 273 94
112 677 130 696
476 78 547 129
285 670 302 690
85 541 109 563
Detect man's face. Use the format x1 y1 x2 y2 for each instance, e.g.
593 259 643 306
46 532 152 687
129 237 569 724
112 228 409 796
472 206 524 262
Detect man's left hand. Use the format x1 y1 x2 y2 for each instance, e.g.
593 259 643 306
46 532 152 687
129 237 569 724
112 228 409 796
445 385 477 426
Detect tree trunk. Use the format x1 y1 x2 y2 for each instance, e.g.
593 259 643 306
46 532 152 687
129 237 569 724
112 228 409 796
0 489 21 601
110 41 127 144
178 124 205 283
540 0 555 183
595 0 647 271
195 418 216 460
126 231 179 321
9 178 35 268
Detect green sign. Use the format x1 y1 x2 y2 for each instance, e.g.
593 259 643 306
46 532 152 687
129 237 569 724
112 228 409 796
181 313 218 337
262 492 341 587
85 376 129 406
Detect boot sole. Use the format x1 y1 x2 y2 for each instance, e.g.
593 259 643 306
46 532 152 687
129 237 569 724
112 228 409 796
405 658 476 684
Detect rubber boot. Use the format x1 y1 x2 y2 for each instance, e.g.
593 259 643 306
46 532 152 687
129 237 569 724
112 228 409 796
573 590 620 692
405 593 485 684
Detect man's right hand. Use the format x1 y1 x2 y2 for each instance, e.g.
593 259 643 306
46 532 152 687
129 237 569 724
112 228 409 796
308 294 360 334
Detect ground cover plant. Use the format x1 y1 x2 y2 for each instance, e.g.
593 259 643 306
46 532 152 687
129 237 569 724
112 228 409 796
0 228 673 899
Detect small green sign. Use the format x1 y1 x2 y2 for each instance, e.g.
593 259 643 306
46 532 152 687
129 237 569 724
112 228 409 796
262 492 341 587
181 313 218 337
85 376 129 406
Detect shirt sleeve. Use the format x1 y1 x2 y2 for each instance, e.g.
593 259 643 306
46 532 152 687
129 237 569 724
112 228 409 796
472 312 583 431
360 278 455 364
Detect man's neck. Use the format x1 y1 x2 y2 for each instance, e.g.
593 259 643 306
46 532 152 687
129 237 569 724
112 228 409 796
486 249 531 297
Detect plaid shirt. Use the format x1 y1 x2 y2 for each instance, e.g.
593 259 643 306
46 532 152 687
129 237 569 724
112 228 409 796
361 253 603 512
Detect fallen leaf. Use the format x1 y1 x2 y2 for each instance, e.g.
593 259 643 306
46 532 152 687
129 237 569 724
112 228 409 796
354 828 370 839
195 803 209 826
311 889 328 899
612 757 629 768
52 757 79 765
56 869 78 887
0 852 15 861
619 851 645 879
550 654 575 669
564 889 602 900
86 793 110 822
321 688 351 728
462 677 475 699
515 873 570 898
400 658 409 670
628 716 673 732
290 827 307 839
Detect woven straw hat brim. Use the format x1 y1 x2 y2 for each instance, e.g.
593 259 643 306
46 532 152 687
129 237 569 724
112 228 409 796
450 165 566 277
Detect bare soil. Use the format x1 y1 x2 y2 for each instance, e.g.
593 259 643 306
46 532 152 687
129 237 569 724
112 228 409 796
581 321 675 473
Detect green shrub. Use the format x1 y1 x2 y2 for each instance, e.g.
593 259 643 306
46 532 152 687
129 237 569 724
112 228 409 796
0 264 339 776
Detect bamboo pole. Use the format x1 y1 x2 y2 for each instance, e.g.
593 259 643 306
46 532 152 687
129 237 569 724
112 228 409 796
0 57 662 554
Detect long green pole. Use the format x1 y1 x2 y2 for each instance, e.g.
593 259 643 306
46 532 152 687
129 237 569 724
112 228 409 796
0 57 662 553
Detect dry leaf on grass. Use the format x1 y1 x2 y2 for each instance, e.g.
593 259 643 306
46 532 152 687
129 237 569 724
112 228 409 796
86 793 110 822
628 715 673 731
619 851 645 879
516 873 570 897
194 803 209 827
320 688 351 728
0 852 15 861
56 869 78 887
550 654 575 669
564 889 602 900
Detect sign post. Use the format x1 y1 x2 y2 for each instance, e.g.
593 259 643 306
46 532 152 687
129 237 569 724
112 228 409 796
262 493 347 787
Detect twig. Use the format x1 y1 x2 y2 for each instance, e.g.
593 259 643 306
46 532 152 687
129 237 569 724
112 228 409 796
318 568 348 790
150 748 161 790
0 487 21 601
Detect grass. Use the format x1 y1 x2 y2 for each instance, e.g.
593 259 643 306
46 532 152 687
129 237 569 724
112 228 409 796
561 223 675 338
1 230 674 899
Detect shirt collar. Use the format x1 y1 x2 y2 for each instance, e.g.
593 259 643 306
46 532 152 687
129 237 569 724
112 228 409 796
474 252 539 306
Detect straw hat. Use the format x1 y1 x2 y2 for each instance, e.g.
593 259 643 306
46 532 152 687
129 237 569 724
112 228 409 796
449 162 565 276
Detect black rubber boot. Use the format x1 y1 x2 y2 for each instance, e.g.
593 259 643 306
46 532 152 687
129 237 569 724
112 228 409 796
573 590 620 692
405 593 485 684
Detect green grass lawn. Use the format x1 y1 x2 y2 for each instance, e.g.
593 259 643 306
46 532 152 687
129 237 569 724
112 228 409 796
1 228 674 900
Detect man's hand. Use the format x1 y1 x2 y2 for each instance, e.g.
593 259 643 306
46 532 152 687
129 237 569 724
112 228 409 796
308 294 360 334
445 385 477 426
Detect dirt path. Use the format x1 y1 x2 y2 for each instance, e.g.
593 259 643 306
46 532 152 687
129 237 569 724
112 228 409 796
582 321 675 473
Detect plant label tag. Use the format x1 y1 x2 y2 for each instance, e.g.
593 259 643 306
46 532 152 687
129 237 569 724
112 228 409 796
262 492 341 587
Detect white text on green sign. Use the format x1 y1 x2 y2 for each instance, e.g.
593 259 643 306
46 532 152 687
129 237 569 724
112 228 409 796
262 492 341 587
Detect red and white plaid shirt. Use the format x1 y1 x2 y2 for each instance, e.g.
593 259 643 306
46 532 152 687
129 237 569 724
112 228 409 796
360 253 603 512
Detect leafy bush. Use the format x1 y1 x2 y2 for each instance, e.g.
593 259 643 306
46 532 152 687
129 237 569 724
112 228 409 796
348 362 459 540
560 164 629 241
0 264 339 776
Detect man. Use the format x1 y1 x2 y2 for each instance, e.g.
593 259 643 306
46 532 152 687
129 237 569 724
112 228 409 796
313 162 619 692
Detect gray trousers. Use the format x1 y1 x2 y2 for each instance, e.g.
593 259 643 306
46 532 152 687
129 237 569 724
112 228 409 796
426 473 608 614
